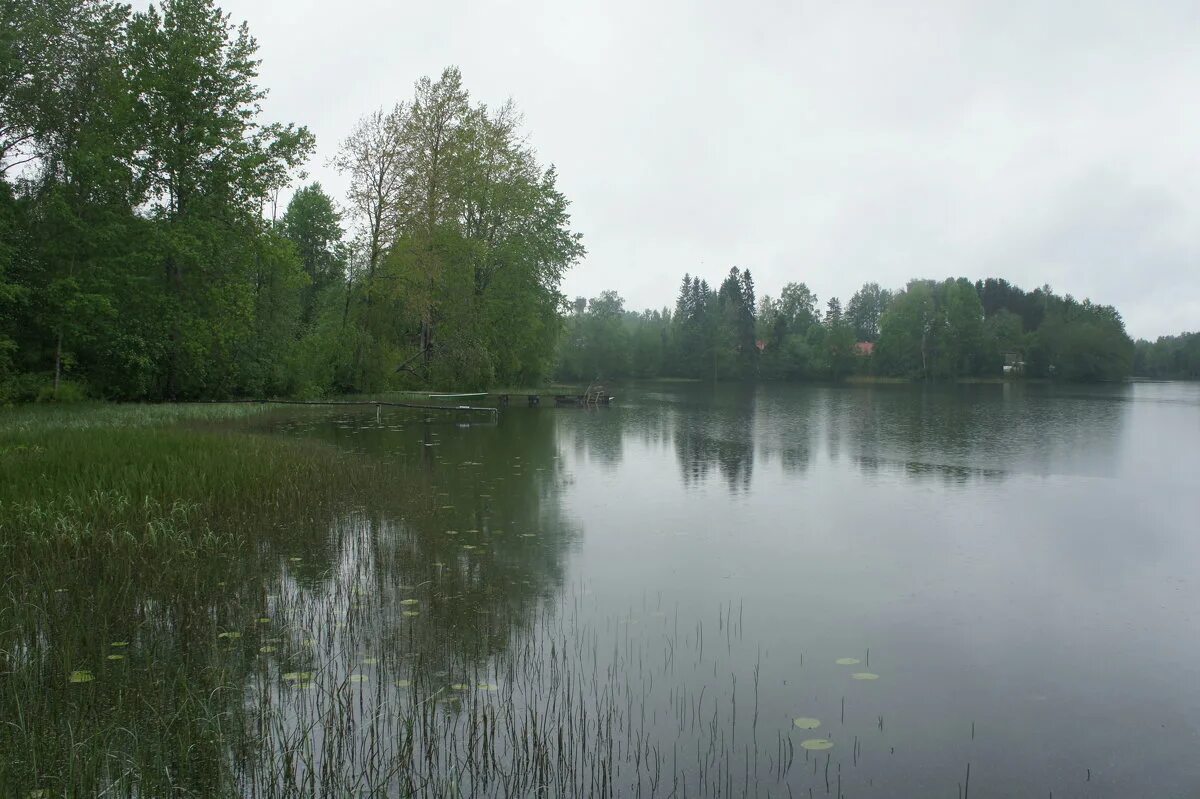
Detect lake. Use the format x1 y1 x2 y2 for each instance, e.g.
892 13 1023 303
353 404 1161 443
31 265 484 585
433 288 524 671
7 381 1200 796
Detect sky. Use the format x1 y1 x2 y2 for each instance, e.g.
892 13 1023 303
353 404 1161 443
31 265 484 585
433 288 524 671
159 0 1200 339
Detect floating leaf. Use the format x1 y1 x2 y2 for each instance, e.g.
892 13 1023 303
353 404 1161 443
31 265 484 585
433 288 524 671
851 672 880 681
282 672 313 682
349 674 368 683
402 611 419 617
110 641 129 648
478 682 498 691
257 617 271 624
801 739 834 751
361 656 379 665
451 683 469 691
217 631 241 640
793 717 821 729
69 670 94 684
395 679 411 688
259 646 276 654
399 599 419 606
106 654 125 661
835 658 860 665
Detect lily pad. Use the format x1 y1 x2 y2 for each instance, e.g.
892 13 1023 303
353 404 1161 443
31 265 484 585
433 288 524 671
835 658 860 665
450 683 470 691
217 631 241 640
282 671 313 682
395 679 411 688
69 670 94 684
478 682 499 691
349 674 368 683
402 610 419 617
257 617 271 624
110 641 129 648
801 739 834 751
106 654 125 661
399 599 420 606
851 672 880 681
259 646 276 653
793 717 821 729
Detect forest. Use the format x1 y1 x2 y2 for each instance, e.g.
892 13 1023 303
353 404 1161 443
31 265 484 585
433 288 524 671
0 0 581 401
0 1 1191 402
556 273 1160 383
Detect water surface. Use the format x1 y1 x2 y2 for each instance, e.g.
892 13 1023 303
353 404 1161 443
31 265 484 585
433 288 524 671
235 380 1200 796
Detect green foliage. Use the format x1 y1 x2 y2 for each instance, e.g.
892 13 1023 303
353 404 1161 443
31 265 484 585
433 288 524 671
1033 295 1134 381
560 274 1138 385
336 69 583 392
846 282 891 342
1134 332 1200 379
4 1 582 399
281 182 344 322
35 378 88 402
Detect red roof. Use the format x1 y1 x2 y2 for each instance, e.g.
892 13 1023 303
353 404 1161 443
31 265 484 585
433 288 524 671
855 341 875 356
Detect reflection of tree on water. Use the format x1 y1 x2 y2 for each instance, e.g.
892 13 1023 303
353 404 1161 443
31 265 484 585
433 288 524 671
657 382 1130 491
671 385 756 492
0 407 581 797
755 385 819 476
824 383 1130 483
565 407 625 467
267 406 579 668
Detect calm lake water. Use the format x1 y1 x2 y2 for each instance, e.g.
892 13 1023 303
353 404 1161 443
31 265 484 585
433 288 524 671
235 380 1199 797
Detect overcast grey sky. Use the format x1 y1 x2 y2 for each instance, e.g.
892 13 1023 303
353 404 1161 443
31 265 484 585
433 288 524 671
170 0 1199 338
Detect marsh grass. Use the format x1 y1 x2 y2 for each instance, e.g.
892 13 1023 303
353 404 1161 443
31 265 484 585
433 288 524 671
0 403 411 797
1 402 905 798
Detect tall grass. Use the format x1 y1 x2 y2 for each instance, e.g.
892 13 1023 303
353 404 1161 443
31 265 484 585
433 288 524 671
0 403 408 796
1 402 896 798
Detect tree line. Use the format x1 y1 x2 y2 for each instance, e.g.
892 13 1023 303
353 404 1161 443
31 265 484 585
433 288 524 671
0 0 581 401
1133 333 1200 379
557 274 1150 383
